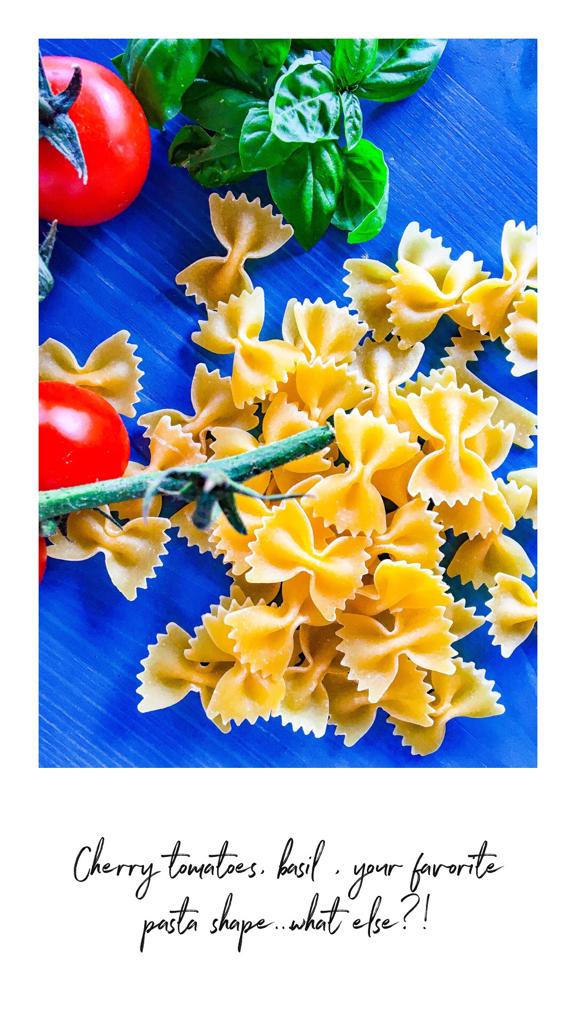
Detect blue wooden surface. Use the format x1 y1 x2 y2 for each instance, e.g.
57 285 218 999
39 38 537 768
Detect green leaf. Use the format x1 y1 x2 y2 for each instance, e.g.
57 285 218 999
200 41 271 97
267 140 343 249
332 138 389 243
113 39 210 128
331 39 378 87
223 39 291 89
239 106 301 172
182 80 265 136
341 92 363 151
357 39 446 102
292 40 335 54
169 124 249 188
270 56 341 143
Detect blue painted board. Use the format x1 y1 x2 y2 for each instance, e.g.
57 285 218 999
39 39 537 768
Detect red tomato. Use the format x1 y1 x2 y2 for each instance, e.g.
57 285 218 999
39 536 48 583
39 381 130 490
39 57 151 226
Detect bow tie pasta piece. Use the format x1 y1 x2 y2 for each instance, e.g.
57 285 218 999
246 500 370 621
309 409 420 535
261 394 334 493
112 415 206 520
277 624 344 738
389 659 504 756
436 477 531 539
337 561 456 701
47 508 170 600
463 220 537 339
327 657 433 747
388 248 487 348
447 532 535 590
285 358 371 424
175 191 293 309
192 287 302 407
354 337 425 432
445 599 485 640
503 289 537 376
349 559 451 617
208 496 272 576
39 330 143 417
136 622 228 731
138 364 259 453
343 257 395 341
225 578 311 680
370 498 444 570
507 467 537 528
282 298 366 364
184 594 285 725
406 378 501 506
209 426 271 494
486 573 537 658
442 330 537 450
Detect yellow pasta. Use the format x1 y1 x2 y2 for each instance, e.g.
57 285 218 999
327 656 433 747
138 363 258 451
246 500 370 622
192 287 302 407
309 408 419 535
130 212 537 758
389 659 504 756
507 467 537 528
48 507 170 600
282 297 365 364
442 329 537 449
486 573 537 657
39 330 143 416
175 191 293 308
463 220 537 339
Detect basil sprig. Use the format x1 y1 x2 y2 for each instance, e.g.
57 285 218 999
116 37 446 248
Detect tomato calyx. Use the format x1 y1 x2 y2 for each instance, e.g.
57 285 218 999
39 53 87 183
39 220 58 301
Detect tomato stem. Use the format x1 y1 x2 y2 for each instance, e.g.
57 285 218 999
38 424 334 529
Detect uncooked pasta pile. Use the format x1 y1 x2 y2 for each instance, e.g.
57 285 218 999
41 192 538 754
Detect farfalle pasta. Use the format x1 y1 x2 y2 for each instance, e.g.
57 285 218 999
39 330 143 416
504 290 537 376
175 191 293 309
486 573 538 658
462 220 537 339
48 507 170 600
343 222 487 347
192 287 302 407
122 205 538 758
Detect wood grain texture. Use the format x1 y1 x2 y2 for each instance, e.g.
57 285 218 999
39 38 537 768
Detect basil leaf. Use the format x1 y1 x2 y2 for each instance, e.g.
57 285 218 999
267 140 343 249
182 81 265 136
223 40 291 88
332 39 378 88
341 92 363 151
239 107 301 172
292 40 335 54
169 124 249 188
357 39 446 102
332 138 389 243
113 38 210 128
201 41 271 97
270 56 341 143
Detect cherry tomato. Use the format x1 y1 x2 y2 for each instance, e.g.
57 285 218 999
39 536 47 583
39 381 130 490
39 57 151 226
